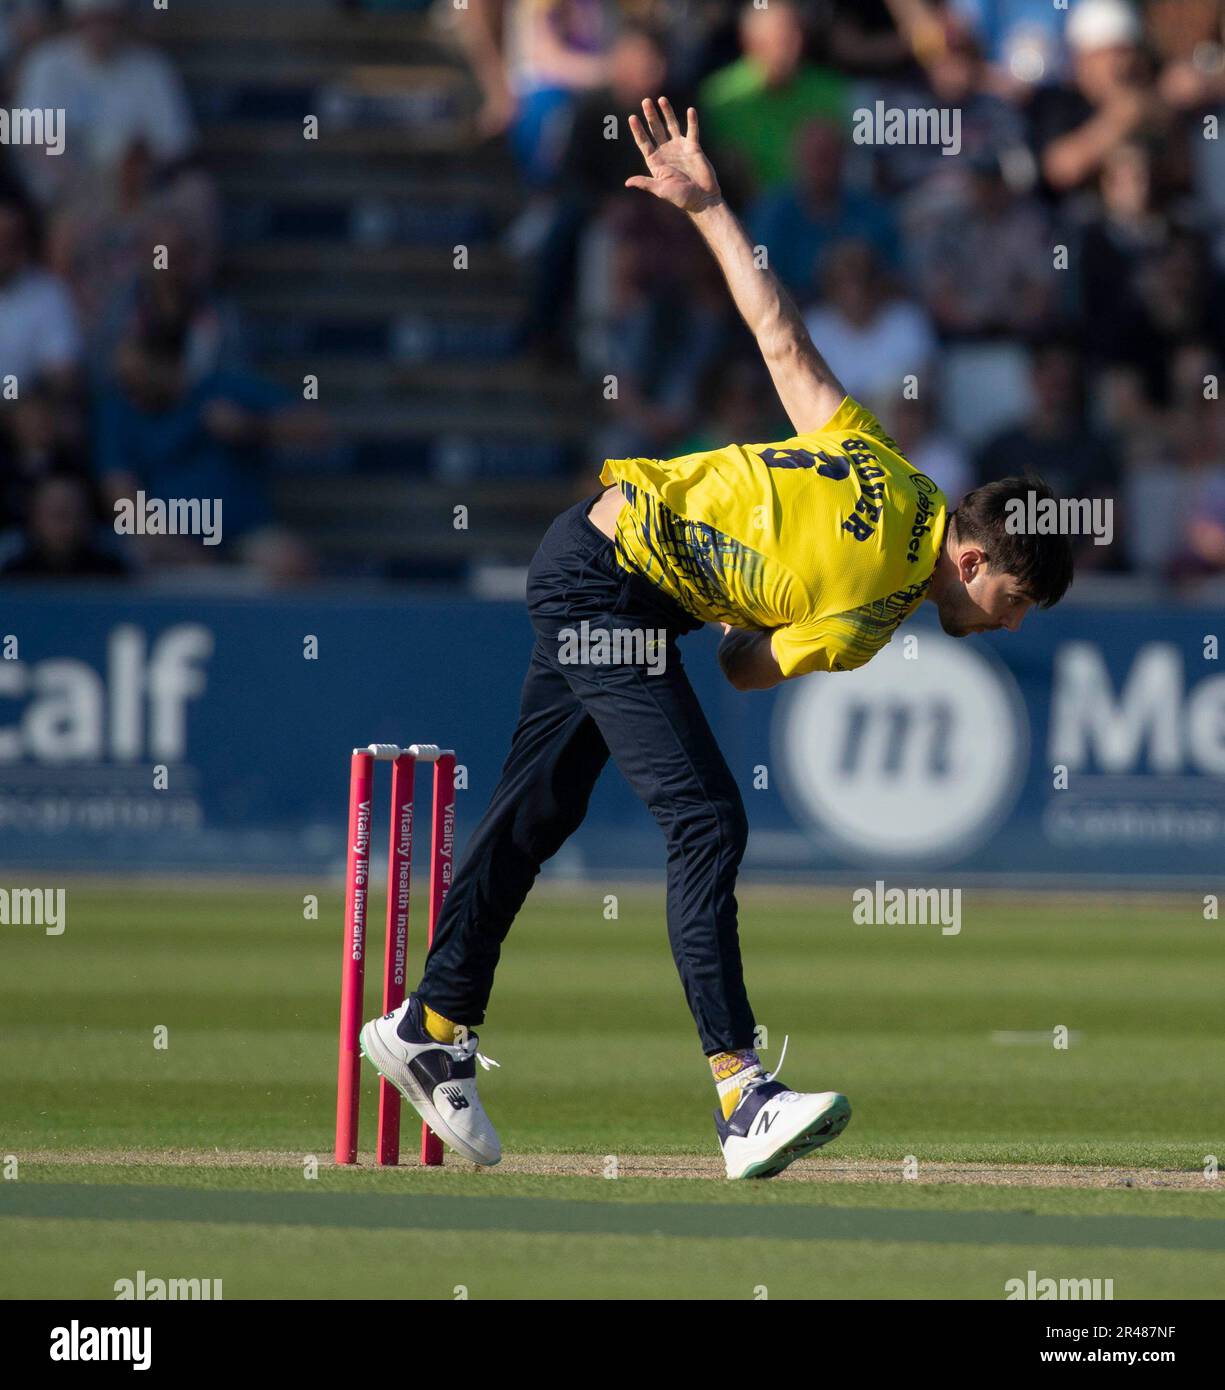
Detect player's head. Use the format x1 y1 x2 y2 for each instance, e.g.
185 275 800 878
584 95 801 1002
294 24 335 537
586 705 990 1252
932 477 1074 637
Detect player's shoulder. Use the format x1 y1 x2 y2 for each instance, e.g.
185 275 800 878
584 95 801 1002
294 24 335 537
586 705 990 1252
800 398 948 503
811 396 905 455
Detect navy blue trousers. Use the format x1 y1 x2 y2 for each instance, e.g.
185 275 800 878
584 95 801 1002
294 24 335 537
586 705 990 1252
418 495 756 1053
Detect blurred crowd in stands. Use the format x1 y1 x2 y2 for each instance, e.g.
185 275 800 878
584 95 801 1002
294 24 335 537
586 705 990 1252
3 0 1225 588
0 0 324 582
463 0 1225 585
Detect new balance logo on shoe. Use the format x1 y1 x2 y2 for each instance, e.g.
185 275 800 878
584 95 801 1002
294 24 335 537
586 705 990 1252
754 1111 775 1135
441 1084 469 1112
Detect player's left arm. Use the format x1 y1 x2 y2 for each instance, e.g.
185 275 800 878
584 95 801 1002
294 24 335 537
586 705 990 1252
625 97 845 435
718 626 786 691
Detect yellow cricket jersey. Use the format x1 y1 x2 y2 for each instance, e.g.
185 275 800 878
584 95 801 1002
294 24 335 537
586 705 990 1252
598 397 947 677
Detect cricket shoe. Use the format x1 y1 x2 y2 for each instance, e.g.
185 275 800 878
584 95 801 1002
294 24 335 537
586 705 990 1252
717 1051 851 1180
360 995 501 1166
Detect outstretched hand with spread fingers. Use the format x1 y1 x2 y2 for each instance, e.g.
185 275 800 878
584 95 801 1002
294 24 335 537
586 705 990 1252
625 97 722 214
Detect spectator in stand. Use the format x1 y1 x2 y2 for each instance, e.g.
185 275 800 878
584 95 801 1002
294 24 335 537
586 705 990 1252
905 148 1054 338
13 0 195 208
1178 344 1225 547
699 0 848 200
875 14 1031 194
553 21 671 201
0 385 86 533
1107 342 1214 577
975 342 1121 565
944 0 1069 86
460 0 613 186
1116 340 1225 583
1171 462 1225 584
1078 140 1174 395
643 0 741 94
95 322 327 568
1029 0 1169 195
590 103 742 462
1151 0 1225 240
748 118 899 298
1082 195 1225 405
801 238 936 406
1151 0 1225 109
921 14 1032 165
0 189 82 394
46 137 219 360
828 0 915 78
91 213 239 386
593 185 727 460
0 470 129 579
1135 228 1225 398
520 18 671 356
879 0 1065 96
508 0 614 186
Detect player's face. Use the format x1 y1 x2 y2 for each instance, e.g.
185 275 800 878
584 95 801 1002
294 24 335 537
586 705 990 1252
937 562 1034 637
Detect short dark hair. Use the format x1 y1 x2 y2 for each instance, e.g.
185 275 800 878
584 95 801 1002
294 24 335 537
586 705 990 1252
950 476 1074 608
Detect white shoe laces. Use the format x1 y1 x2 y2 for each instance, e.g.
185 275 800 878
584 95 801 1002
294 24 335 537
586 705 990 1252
763 1034 789 1083
742 1034 789 1096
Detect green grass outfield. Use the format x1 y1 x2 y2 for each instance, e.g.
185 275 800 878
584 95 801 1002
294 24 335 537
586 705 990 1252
1 881 1222 1299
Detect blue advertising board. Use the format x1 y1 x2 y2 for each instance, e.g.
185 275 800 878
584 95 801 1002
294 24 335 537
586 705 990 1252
1 588 1222 882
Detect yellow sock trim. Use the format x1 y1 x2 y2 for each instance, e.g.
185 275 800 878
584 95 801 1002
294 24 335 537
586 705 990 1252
709 1048 763 1119
423 1005 457 1043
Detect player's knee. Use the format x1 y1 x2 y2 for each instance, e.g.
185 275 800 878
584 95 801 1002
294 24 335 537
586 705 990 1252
672 794 748 867
522 811 584 865
720 796 749 864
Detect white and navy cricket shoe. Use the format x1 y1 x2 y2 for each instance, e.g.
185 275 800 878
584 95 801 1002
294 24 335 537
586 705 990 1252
360 995 501 1166
717 1069 851 1180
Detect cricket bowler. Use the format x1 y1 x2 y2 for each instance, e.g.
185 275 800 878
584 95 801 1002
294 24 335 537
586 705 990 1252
360 98 1074 1179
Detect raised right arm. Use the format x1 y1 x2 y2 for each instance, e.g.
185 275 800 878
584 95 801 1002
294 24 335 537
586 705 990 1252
626 98 845 435
688 197 845 434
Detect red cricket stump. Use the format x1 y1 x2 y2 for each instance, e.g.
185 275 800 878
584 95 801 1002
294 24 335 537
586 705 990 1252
376 752 416 1166
422 753 456 1166
335 749 374 1165
335 742 456 1166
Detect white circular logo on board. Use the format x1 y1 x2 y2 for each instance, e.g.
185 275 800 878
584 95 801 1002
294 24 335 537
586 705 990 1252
773 632 1028 862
